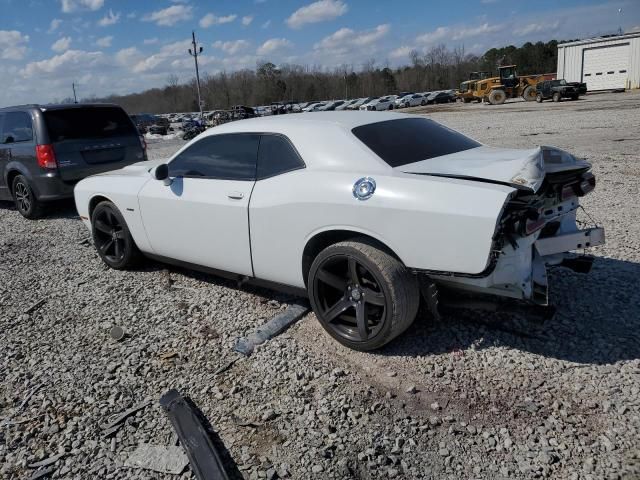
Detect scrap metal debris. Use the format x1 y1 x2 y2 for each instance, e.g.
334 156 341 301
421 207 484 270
160 389 230 480
124 444 189 475
234 301 309 356
100 400 151 437
28 452 66 469
109 326 125 341
24 299 46 315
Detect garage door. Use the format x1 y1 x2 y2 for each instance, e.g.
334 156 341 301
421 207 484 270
582 43 629 90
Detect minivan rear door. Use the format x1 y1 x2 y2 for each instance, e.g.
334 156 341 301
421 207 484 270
42 106 145 182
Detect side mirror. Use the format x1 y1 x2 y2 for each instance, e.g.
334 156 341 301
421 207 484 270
154 164 172 186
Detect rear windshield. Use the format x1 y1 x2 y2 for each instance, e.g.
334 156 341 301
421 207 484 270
44 107 137 142
352 118 481 167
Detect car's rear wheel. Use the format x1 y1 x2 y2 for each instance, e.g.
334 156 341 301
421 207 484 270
91 201 140 269
536 93 543 103
12 175 44 219
308 239 420 351
552 92 562 102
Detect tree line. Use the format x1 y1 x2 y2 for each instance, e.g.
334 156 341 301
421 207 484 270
88 40 563 114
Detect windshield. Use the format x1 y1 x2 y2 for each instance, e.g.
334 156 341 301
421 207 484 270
352 118 481 168
551 79 567 86
44 107 137 142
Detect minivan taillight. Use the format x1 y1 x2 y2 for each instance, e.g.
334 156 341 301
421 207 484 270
36 144 57 169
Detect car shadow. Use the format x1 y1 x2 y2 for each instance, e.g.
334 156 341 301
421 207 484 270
0 199 79 220
376 256 640 366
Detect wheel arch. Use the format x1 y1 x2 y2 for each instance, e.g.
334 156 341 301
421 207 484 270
5 164 33 195
301 228 404 287
88 194 116 220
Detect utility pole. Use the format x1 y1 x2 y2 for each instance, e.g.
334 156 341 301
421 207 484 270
72 82 78 103
188 31 204 119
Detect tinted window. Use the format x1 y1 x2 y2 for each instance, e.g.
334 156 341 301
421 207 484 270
44 107 137 142
2 111 33 143
257 134 305 179
352 118 481 168
169 133 259 180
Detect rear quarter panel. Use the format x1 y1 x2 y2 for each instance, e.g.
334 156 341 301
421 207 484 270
249 170 515 288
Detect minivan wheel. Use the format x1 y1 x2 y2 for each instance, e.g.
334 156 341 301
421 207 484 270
91 201 140 269
308 239 420 351
12 175 44 219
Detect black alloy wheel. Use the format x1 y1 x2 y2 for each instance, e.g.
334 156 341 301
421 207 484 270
12 175 44 219
313 255 386 342
309 240 420 351
91 201 139 269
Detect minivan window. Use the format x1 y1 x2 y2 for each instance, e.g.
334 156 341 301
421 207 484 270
352 118 481 167
169 133 260 180
257 134 305 179
2 111 33 143
43 107 137 142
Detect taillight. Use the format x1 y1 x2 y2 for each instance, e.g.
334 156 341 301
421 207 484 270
36 144 57 169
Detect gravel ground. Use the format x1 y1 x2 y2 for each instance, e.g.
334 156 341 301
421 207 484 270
1 91 639 479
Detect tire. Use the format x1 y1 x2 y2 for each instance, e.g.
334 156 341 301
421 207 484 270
522 86 536 101
421 100 426 106
91 201 140 270
536 93 543 103
388 104 394 110
488 89 506 105
12 175 44 219
571 94 579 101
552 92 561 103
463 98 472 104
308 239 420 351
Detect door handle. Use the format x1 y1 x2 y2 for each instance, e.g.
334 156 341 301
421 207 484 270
227 192 244 200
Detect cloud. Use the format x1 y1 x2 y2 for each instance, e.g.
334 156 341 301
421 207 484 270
0 30 30 60
390 45 413 59
21 49 104 77
242 16 254 26
48 19 62 34
514 21 561 36
95 35 112 47
199 13 238 28
286 0 347 29
52 36 72 53
262 20 272 29
416 22 504 44
143 37 159 45
257 38 293 55
98 10 121 27
126 12 137 19
60 0 104 13
314 24 390 55
115 47 143 67
143 5 193 27
213 39 251 55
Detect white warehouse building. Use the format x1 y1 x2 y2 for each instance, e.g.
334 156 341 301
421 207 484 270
557 32 640 91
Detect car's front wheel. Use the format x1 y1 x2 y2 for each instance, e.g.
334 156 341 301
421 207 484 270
91 201 140 269
552 92 562 102
12 175 44 219
308 239 420 351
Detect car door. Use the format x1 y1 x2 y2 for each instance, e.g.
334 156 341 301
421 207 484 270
0 113 8 200
137 133 259 277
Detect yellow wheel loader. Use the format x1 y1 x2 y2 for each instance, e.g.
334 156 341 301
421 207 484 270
472 65 545 105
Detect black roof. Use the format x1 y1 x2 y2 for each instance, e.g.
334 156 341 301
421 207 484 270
0 102 122 112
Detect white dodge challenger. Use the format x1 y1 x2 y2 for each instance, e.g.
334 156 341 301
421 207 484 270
74 112 604 350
